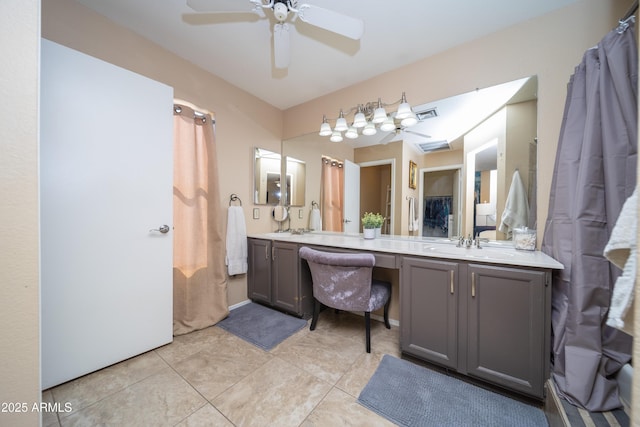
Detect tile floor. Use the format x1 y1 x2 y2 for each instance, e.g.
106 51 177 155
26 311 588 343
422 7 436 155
42 309 400 426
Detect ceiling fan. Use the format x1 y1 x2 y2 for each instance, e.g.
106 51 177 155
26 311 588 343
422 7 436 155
185 0 365 68
379 128 432 145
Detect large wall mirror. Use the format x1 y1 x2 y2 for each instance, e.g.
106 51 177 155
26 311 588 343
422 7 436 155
282 76 537 240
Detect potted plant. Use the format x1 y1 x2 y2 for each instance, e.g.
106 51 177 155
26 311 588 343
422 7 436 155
362 212 384 239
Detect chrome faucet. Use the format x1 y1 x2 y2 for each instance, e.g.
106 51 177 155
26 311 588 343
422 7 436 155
465 234 472 248
456 235 474 248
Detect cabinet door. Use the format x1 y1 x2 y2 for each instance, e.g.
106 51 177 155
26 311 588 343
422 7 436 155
248 238 272 304
272 241 300 314
401 257 458 369
466 264 546 398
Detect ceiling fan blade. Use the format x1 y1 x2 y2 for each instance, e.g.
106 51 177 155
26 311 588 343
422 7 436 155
296 4 364 40
378 132 396 145
186 0 259 13
405 129 432 139
273 23 290 69
182 12 262 25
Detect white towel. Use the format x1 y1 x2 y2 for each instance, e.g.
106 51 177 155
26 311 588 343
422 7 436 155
408 197 420 232
499 170 529 238
309 206 321 231
226 205 248 276
604 188 636 333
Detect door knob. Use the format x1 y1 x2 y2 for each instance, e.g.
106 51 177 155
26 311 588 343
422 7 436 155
150 225 170 233
344 219 352 223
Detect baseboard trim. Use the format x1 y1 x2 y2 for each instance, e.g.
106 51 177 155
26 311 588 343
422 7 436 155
545 379 570 427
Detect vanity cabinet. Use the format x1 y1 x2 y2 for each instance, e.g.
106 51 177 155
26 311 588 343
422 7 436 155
400 256 551 399
247 238 313 317
401 257 459 369
465 263 548 398
247 238 272 303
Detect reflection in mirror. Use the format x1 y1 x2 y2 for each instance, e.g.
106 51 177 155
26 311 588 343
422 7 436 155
471 141 498 239
460 78 538 240
422 76 537 241
320 156 345 232
285 156 306 206
423 168 460 238
253 147 281 205
283 76 537 241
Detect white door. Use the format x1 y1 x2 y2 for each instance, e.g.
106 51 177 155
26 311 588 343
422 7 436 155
343 159 360 233
40 40 174 389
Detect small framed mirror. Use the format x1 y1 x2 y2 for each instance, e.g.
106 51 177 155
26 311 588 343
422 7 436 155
253 147 282 205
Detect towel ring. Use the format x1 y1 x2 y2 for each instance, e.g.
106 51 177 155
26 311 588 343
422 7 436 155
229 194 242 206
311 201 319 209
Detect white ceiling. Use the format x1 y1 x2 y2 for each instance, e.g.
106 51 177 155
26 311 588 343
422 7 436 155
74 0 577 110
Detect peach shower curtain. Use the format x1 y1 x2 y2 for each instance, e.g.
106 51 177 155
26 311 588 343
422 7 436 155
173 104 228 335
320 156 344 232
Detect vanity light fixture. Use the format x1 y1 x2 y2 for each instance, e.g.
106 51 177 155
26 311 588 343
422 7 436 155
319 92 418 141
319 115 332 136
334 110 348 132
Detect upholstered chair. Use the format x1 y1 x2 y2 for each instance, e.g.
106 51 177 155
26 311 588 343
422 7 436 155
299 246 391 353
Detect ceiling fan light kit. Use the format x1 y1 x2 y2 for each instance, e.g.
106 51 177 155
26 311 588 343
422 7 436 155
319 92 418 141
273 2 289 21
186 0 365 69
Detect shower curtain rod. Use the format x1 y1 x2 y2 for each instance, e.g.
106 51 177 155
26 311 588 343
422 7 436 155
622 0 638 21
173 104 216 124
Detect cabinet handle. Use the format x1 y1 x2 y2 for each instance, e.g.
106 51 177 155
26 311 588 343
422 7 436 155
471 272 476 297
450 270 454 294
265 245 269 260
272 246 275 261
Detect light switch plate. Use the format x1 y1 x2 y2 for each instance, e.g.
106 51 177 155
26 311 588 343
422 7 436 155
253 208 259 219
298 209 303 219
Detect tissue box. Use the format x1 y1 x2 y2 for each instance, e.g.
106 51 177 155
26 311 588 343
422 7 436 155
513 228 536 251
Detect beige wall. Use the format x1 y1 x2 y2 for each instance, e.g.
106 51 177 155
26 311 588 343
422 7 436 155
0 1 41 426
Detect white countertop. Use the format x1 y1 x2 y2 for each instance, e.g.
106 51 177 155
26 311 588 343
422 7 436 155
248 231 564 270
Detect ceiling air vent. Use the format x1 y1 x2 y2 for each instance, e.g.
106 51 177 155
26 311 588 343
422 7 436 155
416 107 438 121
416 140 450 153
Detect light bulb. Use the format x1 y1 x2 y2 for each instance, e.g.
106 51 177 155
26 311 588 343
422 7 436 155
345 126 358 139
353 105 367 128
380 117 396 132
362 122 377 136
372 98 387 123
395 92 413 120
372 107 388 124
319 121 332 136
334 110 348 132
330 131 343 143
401 112 418 127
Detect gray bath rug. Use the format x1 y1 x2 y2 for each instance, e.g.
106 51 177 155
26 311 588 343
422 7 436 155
358 354 548 427
217 302 307 351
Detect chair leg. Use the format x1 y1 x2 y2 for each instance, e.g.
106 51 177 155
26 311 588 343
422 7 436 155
310 298 321 331
384 297 391 329
365 312 371 353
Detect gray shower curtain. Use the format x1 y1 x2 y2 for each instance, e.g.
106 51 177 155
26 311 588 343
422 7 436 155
541 22 637 411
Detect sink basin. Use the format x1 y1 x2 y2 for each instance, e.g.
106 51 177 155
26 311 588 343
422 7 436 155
423 244 523 261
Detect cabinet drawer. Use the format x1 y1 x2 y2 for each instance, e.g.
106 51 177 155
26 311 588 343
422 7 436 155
374 253 398 269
